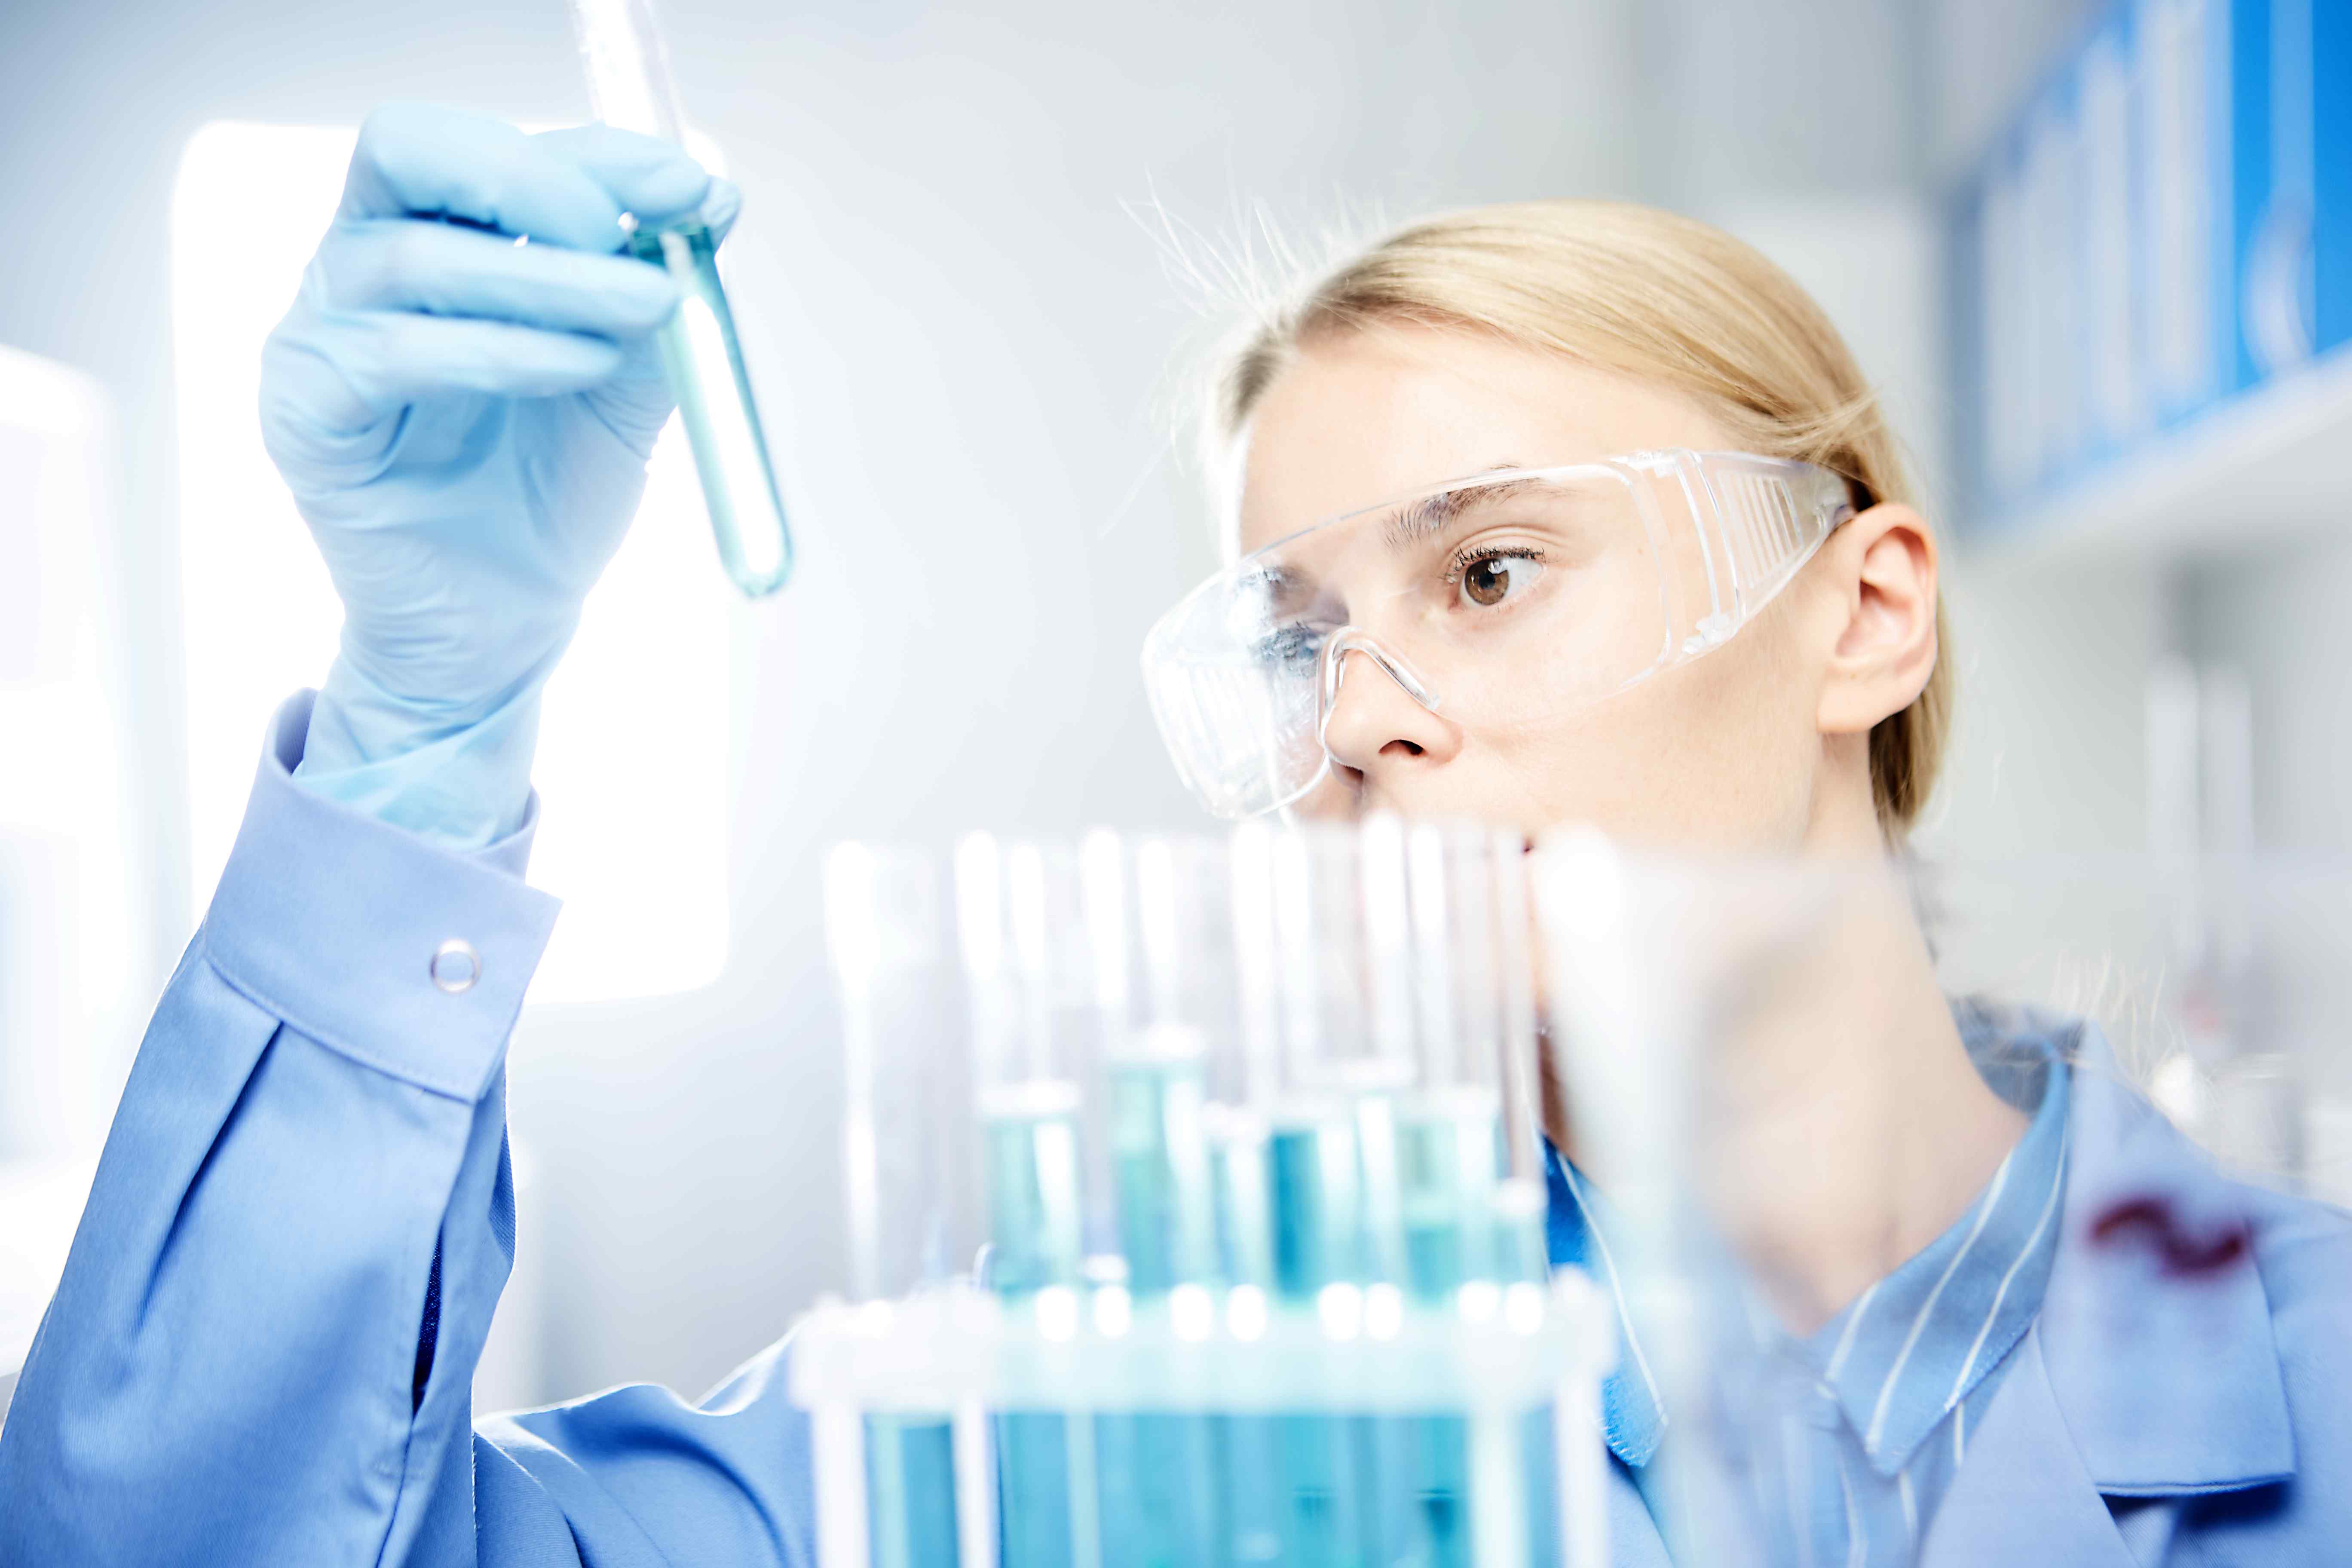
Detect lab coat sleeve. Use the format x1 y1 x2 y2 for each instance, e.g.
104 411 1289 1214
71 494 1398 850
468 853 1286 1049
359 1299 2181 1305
0 691 546 1566
0 692 821 1568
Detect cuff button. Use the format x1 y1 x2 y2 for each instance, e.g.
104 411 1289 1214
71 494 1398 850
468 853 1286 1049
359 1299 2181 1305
431 938 482 995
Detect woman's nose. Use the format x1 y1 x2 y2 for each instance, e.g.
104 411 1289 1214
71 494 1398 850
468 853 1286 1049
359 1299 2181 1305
1319 643 1462 789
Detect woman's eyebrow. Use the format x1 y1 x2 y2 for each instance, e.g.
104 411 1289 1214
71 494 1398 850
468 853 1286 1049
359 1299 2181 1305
1380 468 1538 549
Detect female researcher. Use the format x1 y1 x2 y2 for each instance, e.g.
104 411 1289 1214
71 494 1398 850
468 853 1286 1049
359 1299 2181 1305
2 104 2346 1566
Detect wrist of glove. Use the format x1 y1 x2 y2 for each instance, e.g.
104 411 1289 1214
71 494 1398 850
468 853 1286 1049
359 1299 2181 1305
294 634 576 851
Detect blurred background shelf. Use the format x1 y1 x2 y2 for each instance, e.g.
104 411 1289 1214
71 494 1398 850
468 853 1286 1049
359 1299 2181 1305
1969 345 2352 572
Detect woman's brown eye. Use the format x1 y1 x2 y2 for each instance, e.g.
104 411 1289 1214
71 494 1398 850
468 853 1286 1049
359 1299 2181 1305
1460 554 1540 608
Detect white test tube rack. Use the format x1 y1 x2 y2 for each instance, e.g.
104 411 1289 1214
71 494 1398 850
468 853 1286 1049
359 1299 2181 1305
790 1268 1616 1568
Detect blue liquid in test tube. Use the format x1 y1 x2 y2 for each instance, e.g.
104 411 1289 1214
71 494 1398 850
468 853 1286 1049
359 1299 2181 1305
1102 1037 1219 1568
1267 1106 1368 1568
623 219 795 594
825 841 960 1568
980 1083 1090 1568
1393 1093 1508 1568
568 0 796 597
865 1413 961 1568
1396 1091 1504 1300
982 1085 1086 1294
1202 1107 1283 1568
1109 1041 1217 1293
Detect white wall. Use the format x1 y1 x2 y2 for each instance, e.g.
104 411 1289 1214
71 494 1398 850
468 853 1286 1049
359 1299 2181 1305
2189 535 2352 852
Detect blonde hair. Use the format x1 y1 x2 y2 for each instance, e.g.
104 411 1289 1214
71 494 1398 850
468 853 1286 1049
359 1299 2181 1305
1204 199 1952 837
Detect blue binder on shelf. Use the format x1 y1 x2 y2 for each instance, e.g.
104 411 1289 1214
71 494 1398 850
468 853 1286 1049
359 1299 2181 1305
1953 0 2346 545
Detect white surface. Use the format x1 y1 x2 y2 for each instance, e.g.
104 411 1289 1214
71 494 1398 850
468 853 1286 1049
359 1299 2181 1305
170 122 732 1005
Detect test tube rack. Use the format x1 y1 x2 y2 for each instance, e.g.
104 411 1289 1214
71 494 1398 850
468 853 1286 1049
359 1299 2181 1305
790 1272 1615 1568
817 819 1615 1568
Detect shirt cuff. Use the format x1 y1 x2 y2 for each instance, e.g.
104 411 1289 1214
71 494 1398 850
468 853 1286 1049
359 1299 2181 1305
200 691 562 1103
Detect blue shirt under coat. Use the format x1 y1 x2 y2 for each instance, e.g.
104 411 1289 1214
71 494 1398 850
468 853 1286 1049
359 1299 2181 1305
3 691 2350 1566
1547 1010 2073 1564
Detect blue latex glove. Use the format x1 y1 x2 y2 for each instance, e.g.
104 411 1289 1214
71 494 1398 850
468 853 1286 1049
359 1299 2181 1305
261 102 738 849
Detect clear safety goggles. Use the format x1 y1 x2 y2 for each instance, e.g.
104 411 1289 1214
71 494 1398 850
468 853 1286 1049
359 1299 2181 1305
1142 449 1861 820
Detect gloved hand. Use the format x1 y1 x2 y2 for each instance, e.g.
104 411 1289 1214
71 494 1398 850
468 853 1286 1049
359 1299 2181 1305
261 101 737 849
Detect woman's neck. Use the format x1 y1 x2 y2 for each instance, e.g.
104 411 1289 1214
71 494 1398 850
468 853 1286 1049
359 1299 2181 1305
1540 864 2032 1338
1693 879 2028 1335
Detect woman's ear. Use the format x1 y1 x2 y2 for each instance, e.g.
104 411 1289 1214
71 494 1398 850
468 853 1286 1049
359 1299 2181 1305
1816 503 1939 736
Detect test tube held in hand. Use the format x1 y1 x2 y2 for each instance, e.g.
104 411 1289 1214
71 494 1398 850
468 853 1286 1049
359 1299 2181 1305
566 0 796 597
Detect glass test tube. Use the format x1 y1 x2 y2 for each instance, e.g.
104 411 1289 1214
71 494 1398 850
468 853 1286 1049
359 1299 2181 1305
1364 817 1488 1568
1268 829 1370 1296
960 834 1094 1568
824 843 960 1568
1216 823 1284 1291
1086 833 1221 1568
1397 823 1516 1298
567 0 796 597
1209 825 1288 1568
1101 838 1218 1294
1490 831 1553 1284
961 835 1086 1293
1266 828 1368 1568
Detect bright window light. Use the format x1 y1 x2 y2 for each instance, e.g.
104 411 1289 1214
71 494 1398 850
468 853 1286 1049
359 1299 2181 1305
171 122 732 1004
0 345 142 1152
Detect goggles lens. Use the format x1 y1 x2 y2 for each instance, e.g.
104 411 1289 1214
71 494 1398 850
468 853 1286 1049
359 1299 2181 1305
1142 450 1854 819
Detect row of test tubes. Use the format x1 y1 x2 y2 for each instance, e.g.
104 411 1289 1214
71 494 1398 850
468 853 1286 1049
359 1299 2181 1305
820 818 1611 1568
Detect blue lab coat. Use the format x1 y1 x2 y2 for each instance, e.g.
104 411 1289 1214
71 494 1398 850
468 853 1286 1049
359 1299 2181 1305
1 692 2348 1565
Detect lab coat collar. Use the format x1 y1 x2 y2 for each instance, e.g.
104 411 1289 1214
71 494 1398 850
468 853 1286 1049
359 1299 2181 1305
1919 1326 2141 1568
1804 1014 2071 1478
1550 1012 2298 1510
2029 1023 2296 1495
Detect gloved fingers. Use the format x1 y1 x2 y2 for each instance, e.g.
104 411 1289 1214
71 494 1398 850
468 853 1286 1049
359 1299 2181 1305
339 102 631 253
698 177 743 244
531 123 714 230
271 310 628 429
322 217 681 338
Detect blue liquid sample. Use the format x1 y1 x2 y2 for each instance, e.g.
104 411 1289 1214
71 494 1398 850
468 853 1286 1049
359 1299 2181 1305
1097 1404 1220 1568
1409 1416 1472 1568
993 1410 1080 1568
623 220 795 598
981 1088 1084 1295
1266 1111 1366 1568
1102 1051 1219 1568
1519 1407 1560 1568
1213 1412 1286 1568
1208 1117 1275 1289
1206 1115 1283 1565
1395 1095 1509 1568
982 1088 1087 1568
1345 1090 1411 1568
1396 1096 1504 1300
865 1413 959 1568
1108 1051 1216 1294
1268 1112 1362 1296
